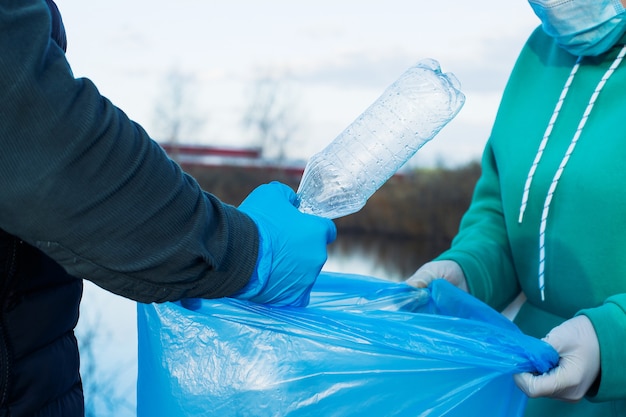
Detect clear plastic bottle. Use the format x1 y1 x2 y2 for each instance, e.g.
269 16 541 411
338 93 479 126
296 58 465 219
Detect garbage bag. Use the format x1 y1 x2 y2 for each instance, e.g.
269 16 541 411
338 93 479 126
137 272 558 417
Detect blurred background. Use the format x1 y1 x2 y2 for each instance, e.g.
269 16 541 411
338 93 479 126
53 0 541 415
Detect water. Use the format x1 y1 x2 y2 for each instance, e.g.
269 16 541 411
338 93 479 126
324 234 438 282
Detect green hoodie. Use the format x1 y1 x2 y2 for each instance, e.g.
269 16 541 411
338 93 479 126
438 27 626 415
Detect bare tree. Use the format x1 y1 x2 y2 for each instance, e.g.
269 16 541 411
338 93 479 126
77 315 134 417
152 68 205 160
242 76 301 163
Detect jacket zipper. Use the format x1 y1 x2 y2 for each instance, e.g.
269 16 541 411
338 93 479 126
0 237 17 408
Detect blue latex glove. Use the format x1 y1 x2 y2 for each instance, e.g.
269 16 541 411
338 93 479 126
233 182 337 307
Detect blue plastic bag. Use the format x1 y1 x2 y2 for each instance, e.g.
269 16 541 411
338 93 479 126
137 273 558 417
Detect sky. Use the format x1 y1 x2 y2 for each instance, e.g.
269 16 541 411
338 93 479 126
54 0 542 414
57 0 541 167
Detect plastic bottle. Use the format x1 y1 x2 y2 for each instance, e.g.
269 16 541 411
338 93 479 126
296 58 465 219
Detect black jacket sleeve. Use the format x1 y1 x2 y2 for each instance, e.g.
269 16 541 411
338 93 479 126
0 0 258 303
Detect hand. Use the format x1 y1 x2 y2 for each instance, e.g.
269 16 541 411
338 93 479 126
234 182 337 307
405 260 468 292
514 315 600 401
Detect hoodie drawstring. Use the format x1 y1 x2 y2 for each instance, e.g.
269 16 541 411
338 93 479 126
518 45 626 302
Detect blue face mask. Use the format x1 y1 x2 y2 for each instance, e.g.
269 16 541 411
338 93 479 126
528 0 626 56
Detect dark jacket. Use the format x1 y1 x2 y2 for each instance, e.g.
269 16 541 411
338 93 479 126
0 0 258 303
0 0 259 415
0 229 83 416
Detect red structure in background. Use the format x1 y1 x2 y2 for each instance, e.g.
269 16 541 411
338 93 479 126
159 143 262 159
158 142 411 181
158 142 306 178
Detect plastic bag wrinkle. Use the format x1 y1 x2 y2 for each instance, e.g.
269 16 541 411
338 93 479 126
137 272 558 417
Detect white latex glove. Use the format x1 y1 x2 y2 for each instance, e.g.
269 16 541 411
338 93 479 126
514 315 600 401
405 260 468 292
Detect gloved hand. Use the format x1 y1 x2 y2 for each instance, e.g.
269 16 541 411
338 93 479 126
514 315 600 401
405 260 468 292
233 181 337 307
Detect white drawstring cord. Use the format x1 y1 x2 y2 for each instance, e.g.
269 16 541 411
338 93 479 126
518 45 626 302
518 59 581 224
